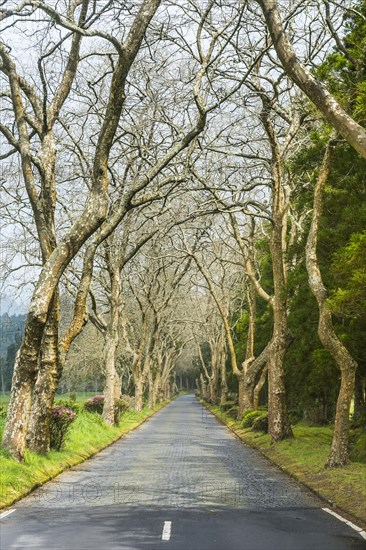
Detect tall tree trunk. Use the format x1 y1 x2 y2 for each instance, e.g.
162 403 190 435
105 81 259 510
305 142 357 467
148 370 154 409
267 291 292 440
27 292 60 453
220 358 227 406
263 97 293 442
239 280 257 418
135 378 145 411
199 373 207 399
102 269 120 426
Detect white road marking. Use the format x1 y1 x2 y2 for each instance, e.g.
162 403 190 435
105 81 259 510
322 508 366 539
0 509 16 519
162 521 172 541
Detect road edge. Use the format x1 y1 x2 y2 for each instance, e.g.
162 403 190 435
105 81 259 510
199 397 366 530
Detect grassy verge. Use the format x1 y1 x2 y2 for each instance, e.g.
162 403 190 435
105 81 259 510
0 400 170 509
0 392 103 407
201 400 366 525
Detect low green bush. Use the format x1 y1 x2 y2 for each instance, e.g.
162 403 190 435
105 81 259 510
68 392 77 403
242 409 263 428
226 405 238 418
350 433 366 463
221 400 236 412
120 394 136 410
252 413 268 432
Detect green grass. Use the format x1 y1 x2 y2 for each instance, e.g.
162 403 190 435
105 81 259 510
0 401 169 509
0 391 103 407
203 401 366 525
0 393 10 407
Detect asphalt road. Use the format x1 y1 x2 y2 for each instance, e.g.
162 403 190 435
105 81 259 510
1 394 365 550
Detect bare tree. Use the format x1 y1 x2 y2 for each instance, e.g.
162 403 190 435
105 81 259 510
305 139 357 467
1 0 165 460
255 0 366 158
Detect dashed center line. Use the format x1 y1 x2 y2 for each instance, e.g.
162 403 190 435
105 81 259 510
162 520 172 541
0 509 16 519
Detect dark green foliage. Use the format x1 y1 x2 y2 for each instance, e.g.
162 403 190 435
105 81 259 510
288 410 302 425
252 413 268 433
242 410 263 428
226 405 238 419
349 430 366 464
329 231 366 318
221 400 236 412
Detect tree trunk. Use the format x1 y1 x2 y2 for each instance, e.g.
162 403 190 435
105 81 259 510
199 374 207 399
148 370 154 409
27 292 60 453
2 312 45 461
253 366 267 410
267 323 292 440
102 346 119 426
327 366 356 467
220 359 227 406
102 269 120 426
135 378 144 411
305 142 357 467
267 139 292 442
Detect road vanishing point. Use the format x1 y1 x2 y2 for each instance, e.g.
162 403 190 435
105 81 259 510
1 395 365 550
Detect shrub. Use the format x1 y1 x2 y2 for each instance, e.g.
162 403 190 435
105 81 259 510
50 406 77 450
84 395 104 414
350 411 366 432
69 392 77 403
252 413 268 432
350 433 366 463
221 400 236 412
0 405 7 420
288 409 302 425
242 410 263 428
56 399 80 414
120 394 136 410
114 398 130 425
84 395 131 425
227 405 239 419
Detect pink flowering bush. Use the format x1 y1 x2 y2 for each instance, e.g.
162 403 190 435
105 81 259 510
50 405 77 451
84 395 105 415
84 395 130 425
